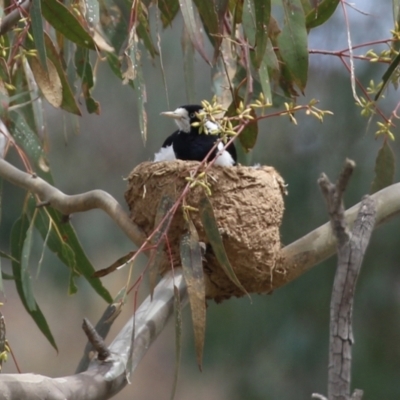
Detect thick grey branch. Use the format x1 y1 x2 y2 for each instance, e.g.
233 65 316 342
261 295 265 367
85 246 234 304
0 270 187 399
277 181 400 288
0 158 146 246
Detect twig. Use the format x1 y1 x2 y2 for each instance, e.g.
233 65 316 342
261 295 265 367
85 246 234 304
0 158 146 247
0 0 31 36
82 318 111 362
317 159 376 400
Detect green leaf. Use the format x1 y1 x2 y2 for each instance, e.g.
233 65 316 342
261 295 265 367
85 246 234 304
258 41 275 105
11 215 58 351
253 0 271 68
41 0 95 50
277 0 308 91
226 97 258 151
170 285 182 400
305 0 339 30
75 47 100 114
179 220 205 371
242 0 256 46
0 258 3 296
370 140 396 194
31 0 48 72
148 195 174 297
199 196 248 296
158 0 180 27
27 198 112 303
179 0 210 64
182 25 196 103
375 52 400 101
21 214 37 311
137 2 158 58
44 33 81 116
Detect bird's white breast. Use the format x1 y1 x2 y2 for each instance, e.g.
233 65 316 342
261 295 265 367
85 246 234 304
154 145 176 162
214 142 235 166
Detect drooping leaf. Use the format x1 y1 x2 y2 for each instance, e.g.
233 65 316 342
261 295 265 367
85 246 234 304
44 33 81 115
31 0 48 71
41 0 95 49
242 0 256 46
0 258 3 296
258 41 275 105
148 195 174 297
182 25 196 103
306 0 340 30
158 0 180 27
199 196 248 296
0 311 5 370
253 0 271 68
137 2 158 58
375 52 400 101
29 56 63 108
75 46 100 114
170 285 182 400
179 0 210 64
370 140 396 194
93 251 136 278
21 213 37 311
226 97 258 152
26 198 113 303
277 0 308 91
179 220 205 371
11 215 58 351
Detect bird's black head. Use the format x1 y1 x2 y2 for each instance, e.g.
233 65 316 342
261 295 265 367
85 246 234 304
160 104 203 133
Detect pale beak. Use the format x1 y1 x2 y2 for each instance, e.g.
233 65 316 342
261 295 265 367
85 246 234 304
160 111 182 120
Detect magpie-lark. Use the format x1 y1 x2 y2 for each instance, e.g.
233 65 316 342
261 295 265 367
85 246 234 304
154 105 236 166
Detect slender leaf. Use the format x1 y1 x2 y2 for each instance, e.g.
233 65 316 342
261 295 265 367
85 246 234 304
158 0 180 27
0 258 3 296
242 0 256 46
11 215 58 351
277 0 308 91
306 0 340 30
179 220 205 370
258 42 274 105
21 214 37 311
182 25 196 103
41 0 96 49
93 251 136 277
0 311 5 371
179 0 210 64
199 196 248 296
370 140 396 194
137 2 158 58
170 285 182 400
75 47 100 114
44 33 81 115
375 52 400 101
253 0 271 68
27 198 113 303
149 195 174 297
31 0 48 72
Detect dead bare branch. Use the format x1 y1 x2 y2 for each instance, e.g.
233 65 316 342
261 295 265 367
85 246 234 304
315 160 375 400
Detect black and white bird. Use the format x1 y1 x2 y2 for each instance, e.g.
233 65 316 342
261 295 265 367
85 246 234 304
154 105 236 166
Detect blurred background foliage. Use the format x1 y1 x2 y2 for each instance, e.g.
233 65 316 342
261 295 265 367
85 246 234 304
1 0 400 398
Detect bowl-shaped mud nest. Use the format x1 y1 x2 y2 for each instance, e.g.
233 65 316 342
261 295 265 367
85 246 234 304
125 161 286 302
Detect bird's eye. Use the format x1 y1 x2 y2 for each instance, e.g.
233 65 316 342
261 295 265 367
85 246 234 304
189 113 195 118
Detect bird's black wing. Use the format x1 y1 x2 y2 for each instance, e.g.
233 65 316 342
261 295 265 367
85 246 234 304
162 130 179 148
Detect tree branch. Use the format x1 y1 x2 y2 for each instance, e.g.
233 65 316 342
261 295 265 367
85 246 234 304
0 270 187 399
277 181 400 288
315 160 376 400
0 158 146 247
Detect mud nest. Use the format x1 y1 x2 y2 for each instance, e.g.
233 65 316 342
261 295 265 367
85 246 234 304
125 161 286 302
